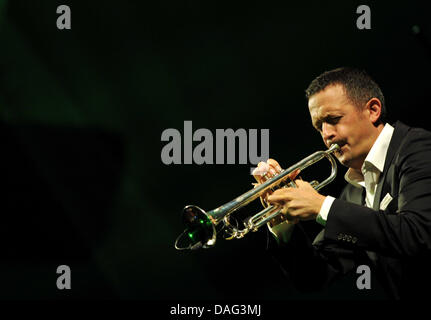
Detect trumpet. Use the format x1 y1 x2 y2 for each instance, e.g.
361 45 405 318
175 144 340 250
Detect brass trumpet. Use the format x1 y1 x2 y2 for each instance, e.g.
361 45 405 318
175 144 340 250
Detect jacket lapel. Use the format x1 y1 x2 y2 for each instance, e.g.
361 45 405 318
372 121 410 210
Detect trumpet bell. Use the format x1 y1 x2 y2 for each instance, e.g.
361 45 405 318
176 205 217 250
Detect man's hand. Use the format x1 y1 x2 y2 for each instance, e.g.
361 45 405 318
267 180 326 221
252 159 300 226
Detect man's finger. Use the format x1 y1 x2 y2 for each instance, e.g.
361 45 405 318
279 206 296 220
267 159 282 173
295 179 309 187
252 162 270 183
267 192 292 203
289 168 301 180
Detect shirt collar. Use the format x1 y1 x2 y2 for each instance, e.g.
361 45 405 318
345 123 394 187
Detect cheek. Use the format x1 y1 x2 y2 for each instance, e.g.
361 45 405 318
334 125 348 143
338 121 356 142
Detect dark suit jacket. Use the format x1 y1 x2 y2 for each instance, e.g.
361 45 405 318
268 121 431 299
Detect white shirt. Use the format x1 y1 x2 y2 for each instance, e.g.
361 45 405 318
317 123 395 225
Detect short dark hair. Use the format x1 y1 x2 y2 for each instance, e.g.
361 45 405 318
305 67 387 123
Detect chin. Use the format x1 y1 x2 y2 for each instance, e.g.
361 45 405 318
336 153 352 168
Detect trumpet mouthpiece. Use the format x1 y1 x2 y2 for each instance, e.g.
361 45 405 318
329 144 340 152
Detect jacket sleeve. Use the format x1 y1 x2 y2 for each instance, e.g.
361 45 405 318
324 129 431 258
266 188 365 293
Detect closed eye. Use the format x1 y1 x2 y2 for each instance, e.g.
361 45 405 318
327 116 342 125
314 116 342 132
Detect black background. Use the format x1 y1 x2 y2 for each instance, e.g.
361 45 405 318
1 0 430 301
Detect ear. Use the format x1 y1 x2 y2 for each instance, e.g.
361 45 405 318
364 98 382 125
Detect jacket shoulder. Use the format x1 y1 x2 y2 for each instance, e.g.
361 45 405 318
396 125 431 158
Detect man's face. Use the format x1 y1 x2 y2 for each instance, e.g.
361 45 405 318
308 84 377 170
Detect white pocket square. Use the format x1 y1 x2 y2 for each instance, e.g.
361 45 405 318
380 193 393 210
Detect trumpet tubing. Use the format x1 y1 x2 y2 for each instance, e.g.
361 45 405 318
175 144 340 250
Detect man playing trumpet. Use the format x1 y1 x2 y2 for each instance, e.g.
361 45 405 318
253 67 431 300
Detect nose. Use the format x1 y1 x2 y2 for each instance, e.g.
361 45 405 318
321 122 336 145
